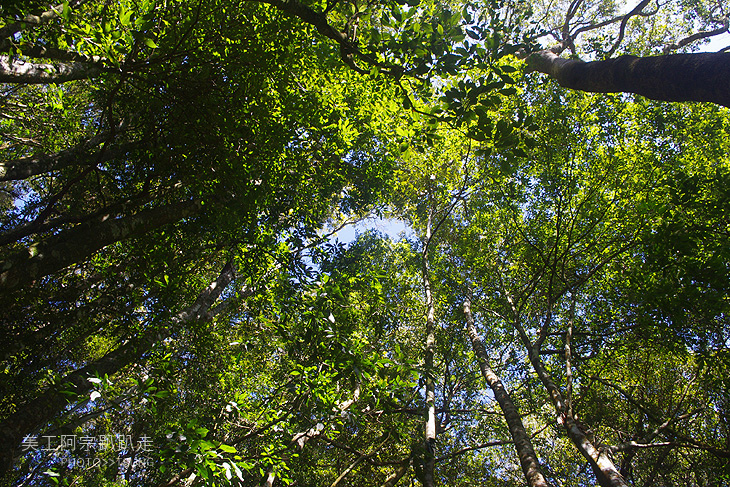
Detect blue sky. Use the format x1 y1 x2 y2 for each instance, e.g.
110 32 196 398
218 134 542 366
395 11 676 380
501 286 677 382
705 32 729 51
330 217 411 244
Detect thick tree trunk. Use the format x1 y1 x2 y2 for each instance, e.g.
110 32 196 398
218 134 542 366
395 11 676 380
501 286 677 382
463 298 551 487
0 260 236 475
526 51 730 108
0 200 202 292
0 55 103 84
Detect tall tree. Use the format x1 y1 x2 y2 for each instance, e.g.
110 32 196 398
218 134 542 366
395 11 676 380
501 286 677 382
2 0 729 485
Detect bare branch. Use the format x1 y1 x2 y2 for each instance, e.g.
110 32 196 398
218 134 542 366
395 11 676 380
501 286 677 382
592 376 730 459
569 2 659 48
606 441 690 454
435 440 513 461
663 17 729 53
606 0 653 57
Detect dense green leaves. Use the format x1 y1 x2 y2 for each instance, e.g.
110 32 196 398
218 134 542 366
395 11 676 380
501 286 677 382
1 0 729 485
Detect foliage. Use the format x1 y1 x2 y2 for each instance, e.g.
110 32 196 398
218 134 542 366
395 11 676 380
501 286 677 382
1 0 728 486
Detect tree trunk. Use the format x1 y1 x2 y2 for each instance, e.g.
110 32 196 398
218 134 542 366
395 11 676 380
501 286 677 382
463 297 551 487
421 209 437 487
526 51 730 108
0 200 201 292
0 260 236 475
0 138 141 182
0 55 104 84
381 454 412 487
514 321 629 487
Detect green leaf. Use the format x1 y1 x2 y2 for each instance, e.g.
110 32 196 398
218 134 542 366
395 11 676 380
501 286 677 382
120 10 133 27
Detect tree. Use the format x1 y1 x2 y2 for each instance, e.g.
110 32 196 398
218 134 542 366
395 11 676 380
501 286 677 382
0 0 405 480
1 0 729 485
448 88 730 485
520 0 730 107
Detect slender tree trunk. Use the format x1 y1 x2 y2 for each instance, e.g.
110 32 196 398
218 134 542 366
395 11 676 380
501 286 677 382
421 208 437 487
462 296 551 487
0 55 104 84
0 260 236 475
291 381 361 449
0 193 152 247
262 469 275 487
0 138 141 182
526 51 730 108
381 454 412 487
509 306 629 487
247 381 361 487
0 200 201 292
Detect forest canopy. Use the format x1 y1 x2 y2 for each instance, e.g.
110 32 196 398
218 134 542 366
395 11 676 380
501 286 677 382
0 0 728 486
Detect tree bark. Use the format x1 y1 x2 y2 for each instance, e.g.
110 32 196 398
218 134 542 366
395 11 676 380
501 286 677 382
526 51 730 108
0 200 201 292
463 297 551 487
0 260 236 475
0 55 103 84
380 454 412 487
0 138 141 182
510 312 629 487
421 209 437 487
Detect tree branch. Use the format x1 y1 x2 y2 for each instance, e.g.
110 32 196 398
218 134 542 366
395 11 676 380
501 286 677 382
663 17 730 54
0 55 105 84
0 260 237 475
525 51 730 108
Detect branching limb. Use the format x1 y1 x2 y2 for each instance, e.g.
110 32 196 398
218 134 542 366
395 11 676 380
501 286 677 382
247 0 405 77
0 2 84 41
606 0 653 57
329 433 390 487
591 376 730 458
606 441 694 454
663 17 729 53
0 134 136 182
0 55 105 84
380 453 412 487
